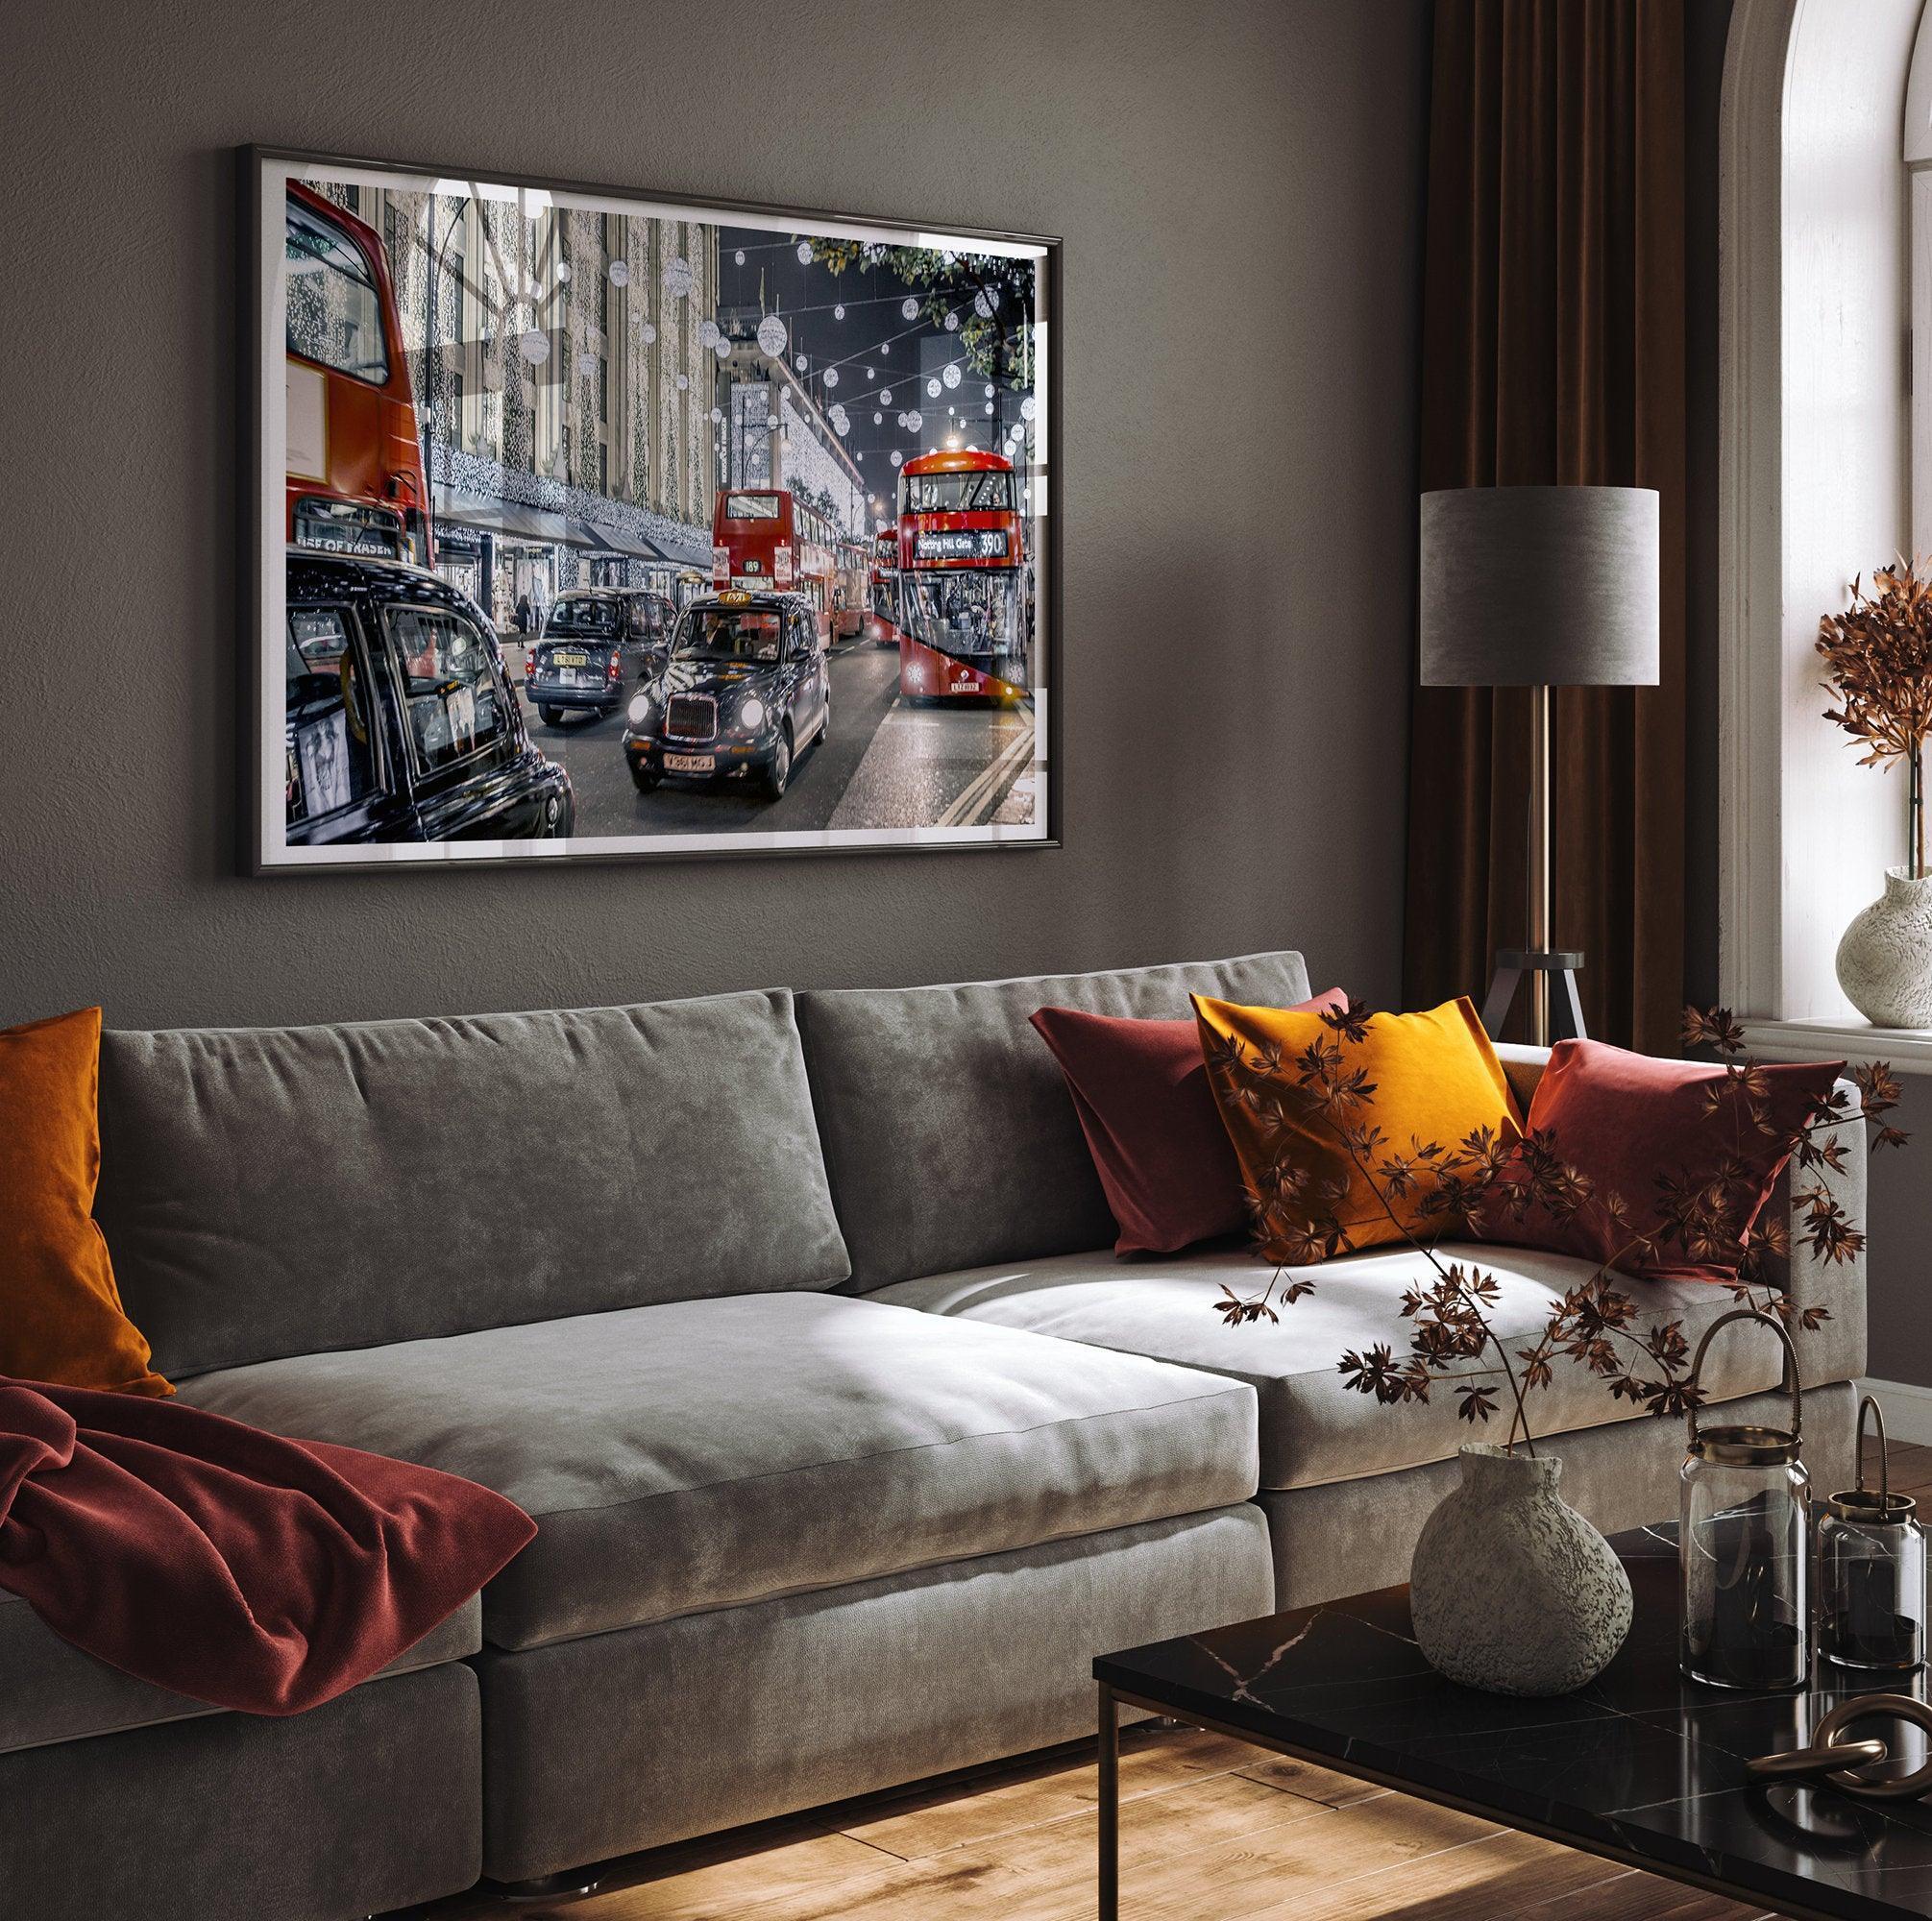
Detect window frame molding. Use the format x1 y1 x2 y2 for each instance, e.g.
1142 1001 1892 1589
1719 0 1922 1065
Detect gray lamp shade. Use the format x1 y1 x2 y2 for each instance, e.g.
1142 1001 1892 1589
1419 486 1661 687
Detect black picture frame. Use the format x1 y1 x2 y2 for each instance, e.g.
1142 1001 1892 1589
241 144 1063 875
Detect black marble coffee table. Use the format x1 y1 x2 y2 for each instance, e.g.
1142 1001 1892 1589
1093 1524 1932 1921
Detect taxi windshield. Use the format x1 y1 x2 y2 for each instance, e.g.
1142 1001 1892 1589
549 596 617 633
675 607 783 662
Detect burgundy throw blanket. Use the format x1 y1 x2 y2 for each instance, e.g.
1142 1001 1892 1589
0 1376 534 1715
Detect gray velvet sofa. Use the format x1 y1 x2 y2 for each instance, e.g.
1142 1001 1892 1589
0 950 1864 1920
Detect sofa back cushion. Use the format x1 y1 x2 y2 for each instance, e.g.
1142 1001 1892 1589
796 951 1313 1293
94 990 850 1378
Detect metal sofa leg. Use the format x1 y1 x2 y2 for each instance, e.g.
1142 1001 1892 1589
489 1868 602 1902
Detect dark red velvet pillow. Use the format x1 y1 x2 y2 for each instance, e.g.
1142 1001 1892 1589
1030 990 1344 1255
1482 1038 1846 1283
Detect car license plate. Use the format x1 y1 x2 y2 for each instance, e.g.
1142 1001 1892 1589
552 649 588 667
664 752 714 773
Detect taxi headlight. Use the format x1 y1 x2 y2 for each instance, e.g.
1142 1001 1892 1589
739 695 767 730
626 691 653 726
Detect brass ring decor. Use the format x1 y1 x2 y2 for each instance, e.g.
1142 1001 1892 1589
1745 1736 1889 1782
1817 1696 1932 1799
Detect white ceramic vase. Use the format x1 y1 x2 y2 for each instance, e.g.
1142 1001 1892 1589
1408 1444 1633 1696
1837 865 1932 1029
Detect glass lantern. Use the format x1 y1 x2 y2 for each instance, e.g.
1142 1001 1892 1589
1820 1395 1926 1672
1680 1309 1811 1690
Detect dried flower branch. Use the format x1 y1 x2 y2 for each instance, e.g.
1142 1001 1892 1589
1818 563 1932 877
1211 1002 1904 1456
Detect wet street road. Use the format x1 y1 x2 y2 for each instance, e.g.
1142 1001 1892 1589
518 638 1038 839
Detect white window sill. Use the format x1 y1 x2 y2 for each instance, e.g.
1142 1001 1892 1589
1740 1017 1932 1073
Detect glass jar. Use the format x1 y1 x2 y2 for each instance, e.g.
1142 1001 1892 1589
1820 1396 1926 1672
1679 1309 1811 1690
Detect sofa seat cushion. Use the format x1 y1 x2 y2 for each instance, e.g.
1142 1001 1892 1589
0 1591 477 1758
868 1246 1796 1491
175 1293 1259 1653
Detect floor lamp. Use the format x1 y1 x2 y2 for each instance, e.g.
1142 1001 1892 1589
1418 486 1660 1046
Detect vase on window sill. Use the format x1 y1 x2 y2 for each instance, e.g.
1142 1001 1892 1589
1837 865 1932 1030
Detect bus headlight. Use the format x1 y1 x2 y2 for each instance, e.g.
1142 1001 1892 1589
627 691 653 726
739 695 767 730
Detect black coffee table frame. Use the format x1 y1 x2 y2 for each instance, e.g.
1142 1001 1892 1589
1095 1678 1851 1921
1094 1523 1932 1921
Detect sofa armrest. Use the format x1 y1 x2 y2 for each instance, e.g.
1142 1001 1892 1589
1492 1040 1552 1117
1761 1075 1868 1389
1488 1045 1867 1386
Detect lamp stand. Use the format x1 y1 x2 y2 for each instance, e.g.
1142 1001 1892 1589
1479 683 1587 1047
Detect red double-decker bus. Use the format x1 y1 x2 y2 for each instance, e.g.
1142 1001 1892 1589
711 488 836 645
895 450 1027 701
867 527 901 645
283 183 431 565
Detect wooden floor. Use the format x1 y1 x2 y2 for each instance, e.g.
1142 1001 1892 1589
428 1443 1932 1921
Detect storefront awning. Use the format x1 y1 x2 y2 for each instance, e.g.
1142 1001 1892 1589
567 519 669 561
432 488 572 546
652 534 717 571
433 486 706 567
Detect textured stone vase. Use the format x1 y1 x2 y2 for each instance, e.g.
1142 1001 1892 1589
1837 865 1932 1029
1409 1444 1633 1696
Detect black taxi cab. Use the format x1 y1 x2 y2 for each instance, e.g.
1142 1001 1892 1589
623 591 829 802
526 588 674 724
284 549 574 845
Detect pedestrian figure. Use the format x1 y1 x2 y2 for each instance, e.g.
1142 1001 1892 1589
514 593 532 636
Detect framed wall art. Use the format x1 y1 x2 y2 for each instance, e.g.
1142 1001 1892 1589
242 147 1058 871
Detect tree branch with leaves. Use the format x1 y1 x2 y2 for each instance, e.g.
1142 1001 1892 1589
1210 1001 1905 1455
1819 563 1932 879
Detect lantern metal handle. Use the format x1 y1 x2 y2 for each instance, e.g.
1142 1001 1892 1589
1857 1394 1891 1507
1684 1307 1802 1447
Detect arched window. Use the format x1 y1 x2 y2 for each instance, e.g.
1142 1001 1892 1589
1720 0 1920 1054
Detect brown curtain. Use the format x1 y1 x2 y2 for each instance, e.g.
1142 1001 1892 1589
1405 0 1688 1054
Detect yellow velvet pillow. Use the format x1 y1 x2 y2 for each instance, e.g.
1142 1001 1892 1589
1192 993 1523 1258
0 1007 170 1396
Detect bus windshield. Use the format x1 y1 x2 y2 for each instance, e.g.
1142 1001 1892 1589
906 572 1024 668
675 608 784 662
723 494 782 521
285 197 390 385
904 471 1015 513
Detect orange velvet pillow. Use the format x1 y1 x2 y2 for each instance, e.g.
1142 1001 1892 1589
1192 993 1523 1258
0 1008 170 1396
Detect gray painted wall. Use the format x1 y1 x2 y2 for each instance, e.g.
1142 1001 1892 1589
0 1 1430 1033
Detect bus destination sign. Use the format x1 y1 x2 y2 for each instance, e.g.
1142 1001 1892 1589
914 528 1010 563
